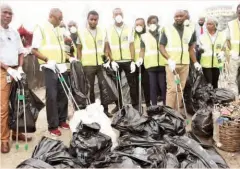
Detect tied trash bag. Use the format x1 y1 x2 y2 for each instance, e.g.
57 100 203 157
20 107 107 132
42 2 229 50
212 88 235 104
70 61 90 109
31 136 81 168
147 105 186 136
9 74 45 133
69 122 112 167
99 68 118 105
16 158 54 168
192 105 213 137
111 105 162 139
69 99 119 149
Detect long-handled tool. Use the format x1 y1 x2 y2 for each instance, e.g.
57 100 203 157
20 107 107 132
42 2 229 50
116 70 124 110
138 66 143 115
15 80 28 151
173 70 189 125
55 66 82 111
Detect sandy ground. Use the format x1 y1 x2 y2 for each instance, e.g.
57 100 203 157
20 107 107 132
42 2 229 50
0 87 240 168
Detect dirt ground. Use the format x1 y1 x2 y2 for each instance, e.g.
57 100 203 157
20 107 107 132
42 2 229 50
0 87 240 168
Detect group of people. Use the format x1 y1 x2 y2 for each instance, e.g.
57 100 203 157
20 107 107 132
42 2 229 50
1 3 240 154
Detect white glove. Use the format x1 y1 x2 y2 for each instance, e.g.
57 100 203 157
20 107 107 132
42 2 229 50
103 60 110 69
111 61 119 72
130 61 136 73
135 57 143 67
230 50 239 60
17 66 25 74
194 62 202 71
40 60 57 72
69 57 78 63
167 59 176 72
217 51 225 62
7 68 22 81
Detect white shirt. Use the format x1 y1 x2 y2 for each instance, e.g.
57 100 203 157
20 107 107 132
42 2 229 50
0 26 24 66
32 21 59 49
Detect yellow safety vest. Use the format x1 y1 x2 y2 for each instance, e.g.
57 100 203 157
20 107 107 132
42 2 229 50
133 32 141 61
36 22 66 64
200 31 226 68
79 27 105 66
164 25 193 64
141 31 166 69
228 18 240 55
108 25 131 61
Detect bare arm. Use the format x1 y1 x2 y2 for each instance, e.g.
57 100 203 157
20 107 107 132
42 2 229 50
227 40 231 50
130 42 135 61
18 53 24 67
139 48 145 59
31 48 48 62
0 62 9 70
189 44 197 63
159 44 171 60
77 44 82 60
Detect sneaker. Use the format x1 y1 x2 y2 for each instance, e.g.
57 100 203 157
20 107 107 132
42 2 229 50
59 122 70 130
49 129 61 136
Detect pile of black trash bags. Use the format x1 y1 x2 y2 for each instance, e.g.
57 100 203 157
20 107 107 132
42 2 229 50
184 66 235 137
17 105 228 168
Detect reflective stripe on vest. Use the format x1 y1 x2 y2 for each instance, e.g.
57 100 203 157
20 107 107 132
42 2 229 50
80 27 104 66
228 19 240 55
37 23 65 64
141 32 166 69
108 25 131 61
134 32 141 61
164 25 192 64
200 31 226 68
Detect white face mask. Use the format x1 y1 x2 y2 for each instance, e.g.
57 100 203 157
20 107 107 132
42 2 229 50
184 19 190 26
149 24 157 32
135 26 143 33
70 26 77 34
115 15 123 24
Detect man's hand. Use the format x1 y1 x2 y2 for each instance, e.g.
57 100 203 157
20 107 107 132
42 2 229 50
135 57 143 67
167 59 176 72
17 66 25 74
130 61 136 73
217 51 225 62
111 61 119 72
7 68 22 81
194 62 202 71
40 60 57 72
69 57 78 63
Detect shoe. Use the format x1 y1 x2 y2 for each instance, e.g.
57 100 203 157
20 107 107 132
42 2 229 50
111 106 119 114
59 122 70 130
49 129 61 136
104 111 113 118
1 142 10 153
12 133 32 142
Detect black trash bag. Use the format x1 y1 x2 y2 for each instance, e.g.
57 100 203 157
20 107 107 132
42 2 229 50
164 135 219 168
16 158 54 168
166 153 180 168
9 75 45 133
213 88 235 104
147 105 186 136
91 153 141 168
69 122 112 167
112 105 162 139
32 136 81 168
70 61 90 109
99 68 118 105
186 132 229 168
191 105 213 137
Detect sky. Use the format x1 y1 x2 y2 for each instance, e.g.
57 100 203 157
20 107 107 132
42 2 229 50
1 0 239 31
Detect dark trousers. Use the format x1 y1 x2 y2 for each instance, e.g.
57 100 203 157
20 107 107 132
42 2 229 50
117 62 138 107
148 70 166 105
44 69 69 130
202 68 220 89
83 66 108 111
136 65 150 106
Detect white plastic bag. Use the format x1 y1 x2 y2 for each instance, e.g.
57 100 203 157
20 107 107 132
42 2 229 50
69 99 119 149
